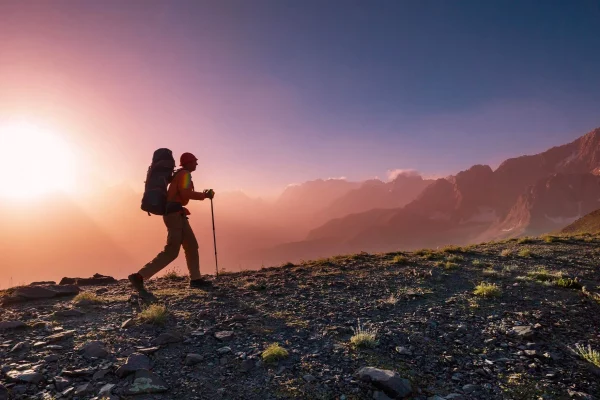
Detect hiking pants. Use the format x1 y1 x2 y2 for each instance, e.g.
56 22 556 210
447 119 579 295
138 213 201 280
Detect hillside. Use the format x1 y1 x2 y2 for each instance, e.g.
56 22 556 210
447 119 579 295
251 127 600 265
561 209 600 235
1 236 599 399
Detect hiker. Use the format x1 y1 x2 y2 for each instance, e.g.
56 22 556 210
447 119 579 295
129 152 215 297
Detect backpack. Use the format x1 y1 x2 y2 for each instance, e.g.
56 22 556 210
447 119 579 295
140 148 176 215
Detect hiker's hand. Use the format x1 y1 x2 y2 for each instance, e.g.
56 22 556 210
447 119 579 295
203 189 215 199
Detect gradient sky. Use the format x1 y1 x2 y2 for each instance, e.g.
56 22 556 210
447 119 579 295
1 0 600 197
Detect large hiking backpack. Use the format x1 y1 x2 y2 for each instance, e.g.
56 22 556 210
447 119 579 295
141 148 176 215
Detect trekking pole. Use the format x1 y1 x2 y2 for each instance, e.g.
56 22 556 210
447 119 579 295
210 197 219 277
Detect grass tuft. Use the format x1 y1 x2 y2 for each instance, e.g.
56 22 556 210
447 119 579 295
542 235 556 243
262 343 289 363
350 320 378 348
518 248 532 257
383 293 399 305
555 277 582 289
441 245 465 253
73 292 103 306
527 267 559 282
444 261 460 270
483 268 501 278
392 255 408 264
446 254 464 263
573 344 600 368
474 282 502 298
163 267 186 280
501 249 512 257
137 304 168 325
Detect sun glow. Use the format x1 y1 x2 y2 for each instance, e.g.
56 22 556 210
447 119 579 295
0 120 77 198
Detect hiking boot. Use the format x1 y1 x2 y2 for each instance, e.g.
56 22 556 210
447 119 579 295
190 278 213 289
128 273 145 292
129 273 158 302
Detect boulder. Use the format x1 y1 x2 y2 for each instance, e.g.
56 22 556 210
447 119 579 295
116 353 151 377
7 370 44 384
0 321 28 330
46 330 76 342
357 367 412 398
184 354 203 366
59 273 117 286
1 284 80 305
154 331 183 345
124 369 169 395
80 341 109 359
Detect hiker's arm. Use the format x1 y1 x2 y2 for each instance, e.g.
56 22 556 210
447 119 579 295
177 171 207 201
180 188 207 201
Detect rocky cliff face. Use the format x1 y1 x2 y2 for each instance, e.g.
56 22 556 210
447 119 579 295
268 127 600 260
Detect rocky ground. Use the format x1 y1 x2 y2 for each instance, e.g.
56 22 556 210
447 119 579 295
1 234 600 400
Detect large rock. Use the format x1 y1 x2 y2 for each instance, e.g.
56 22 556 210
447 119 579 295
54 376 71 391
62 368 94 377
0 321 28 330
357 367 412 398
153 331 183 345
185 353 204 366
10 342 29 353
99 383 116 396
46 330 76 343
214 331 234 341
124 369 169 395
116 353 151 377
7 370 44 384
512 326 534 338
80 341 109 359
75 383 93 396
59 273 117 286
1 284 80 305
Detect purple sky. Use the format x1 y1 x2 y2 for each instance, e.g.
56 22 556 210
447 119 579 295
1 0 600 196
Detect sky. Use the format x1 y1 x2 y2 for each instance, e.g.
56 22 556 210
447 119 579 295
1 0 600 197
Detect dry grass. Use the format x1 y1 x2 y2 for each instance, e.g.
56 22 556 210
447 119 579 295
392 255 408 264
163 267 186 280
542 235 556 243
73 292 103 306
440 245 465 253
446 254 464 263
482 268 501 278
443 261 460 270
573 344 600 368
262 343 289 363
518 248 532 257
527 267 560 282
350 320 378 348
383 293 399 305
137 304 169 325
555 277 582 289
474 282 502 298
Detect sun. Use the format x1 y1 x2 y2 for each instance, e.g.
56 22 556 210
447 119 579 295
0 120 77 198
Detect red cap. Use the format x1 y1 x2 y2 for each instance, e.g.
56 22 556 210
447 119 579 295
180 152 198 166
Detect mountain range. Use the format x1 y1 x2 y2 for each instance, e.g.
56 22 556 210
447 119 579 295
244 127 600 265
2 127 600 284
